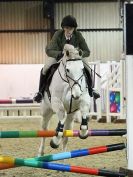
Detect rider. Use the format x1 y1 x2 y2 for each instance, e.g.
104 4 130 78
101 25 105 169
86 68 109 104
34 15 100 103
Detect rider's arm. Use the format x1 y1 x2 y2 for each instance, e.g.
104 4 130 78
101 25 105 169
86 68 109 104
77 31 90 58
45 31 62 59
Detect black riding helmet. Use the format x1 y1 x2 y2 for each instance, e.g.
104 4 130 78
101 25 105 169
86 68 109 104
61 15 78 28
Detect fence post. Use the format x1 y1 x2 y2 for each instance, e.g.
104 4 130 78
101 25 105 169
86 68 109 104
126 55 133 170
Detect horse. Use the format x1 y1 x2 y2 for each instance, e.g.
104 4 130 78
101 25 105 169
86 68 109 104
38 44 91 156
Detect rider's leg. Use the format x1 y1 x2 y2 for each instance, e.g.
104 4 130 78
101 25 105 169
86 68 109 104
33 69 46 103
33 57 57 103
82 58 100 99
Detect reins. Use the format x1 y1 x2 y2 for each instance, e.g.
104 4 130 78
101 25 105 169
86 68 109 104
58 58 85 114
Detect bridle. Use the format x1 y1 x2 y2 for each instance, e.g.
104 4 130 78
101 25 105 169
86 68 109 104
58 58 85 93
58 58 86 114
65 59 84 93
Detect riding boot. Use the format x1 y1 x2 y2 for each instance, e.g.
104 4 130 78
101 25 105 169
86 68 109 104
84 67 100 99
33 69 47 103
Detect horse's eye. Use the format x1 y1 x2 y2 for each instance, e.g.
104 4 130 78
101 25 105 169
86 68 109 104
66 69 69 72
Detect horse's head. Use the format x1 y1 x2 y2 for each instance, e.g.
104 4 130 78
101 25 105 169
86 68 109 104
63 44 85 100
63 44 82 60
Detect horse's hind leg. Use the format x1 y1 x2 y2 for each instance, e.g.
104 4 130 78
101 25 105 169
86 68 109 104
38 108 53 156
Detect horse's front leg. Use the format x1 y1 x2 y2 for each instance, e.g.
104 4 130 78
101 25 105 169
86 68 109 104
62 114 75 152
79 94 90 139
50 97 67 149
38 100 53 156
38 122 48 156
38 111 53 156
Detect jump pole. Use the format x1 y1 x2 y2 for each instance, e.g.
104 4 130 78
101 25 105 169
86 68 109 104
0 129 126 138
0 143 126 163
0 143 125 171
33 143 126 162
0 156 126 177
0 162 15 170
0 99 34 104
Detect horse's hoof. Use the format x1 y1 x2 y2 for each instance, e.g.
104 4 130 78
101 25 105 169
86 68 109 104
50 140 59 149
79 134 89 139
79 131 89 139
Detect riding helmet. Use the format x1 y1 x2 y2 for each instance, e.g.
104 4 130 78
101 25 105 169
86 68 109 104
61 15 78 28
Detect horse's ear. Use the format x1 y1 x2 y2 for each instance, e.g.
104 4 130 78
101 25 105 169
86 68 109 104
66 50 69 56
79 49 82 56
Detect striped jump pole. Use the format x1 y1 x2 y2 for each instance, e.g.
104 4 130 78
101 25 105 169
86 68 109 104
33 143 126 162
0 156 126 177
0 99 34 104
0 162 15 170
0 129 127 138
0 143 126 170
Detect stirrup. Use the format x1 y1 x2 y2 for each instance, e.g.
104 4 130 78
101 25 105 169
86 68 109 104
33 92 43 103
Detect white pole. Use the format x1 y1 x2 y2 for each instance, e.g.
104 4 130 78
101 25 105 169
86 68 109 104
120 60 124 120
126 55 133 170
96 61 101 120
106 61 111 123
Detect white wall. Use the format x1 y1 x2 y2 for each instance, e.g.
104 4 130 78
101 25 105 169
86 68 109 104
0 63 109 99
0 64 43 99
